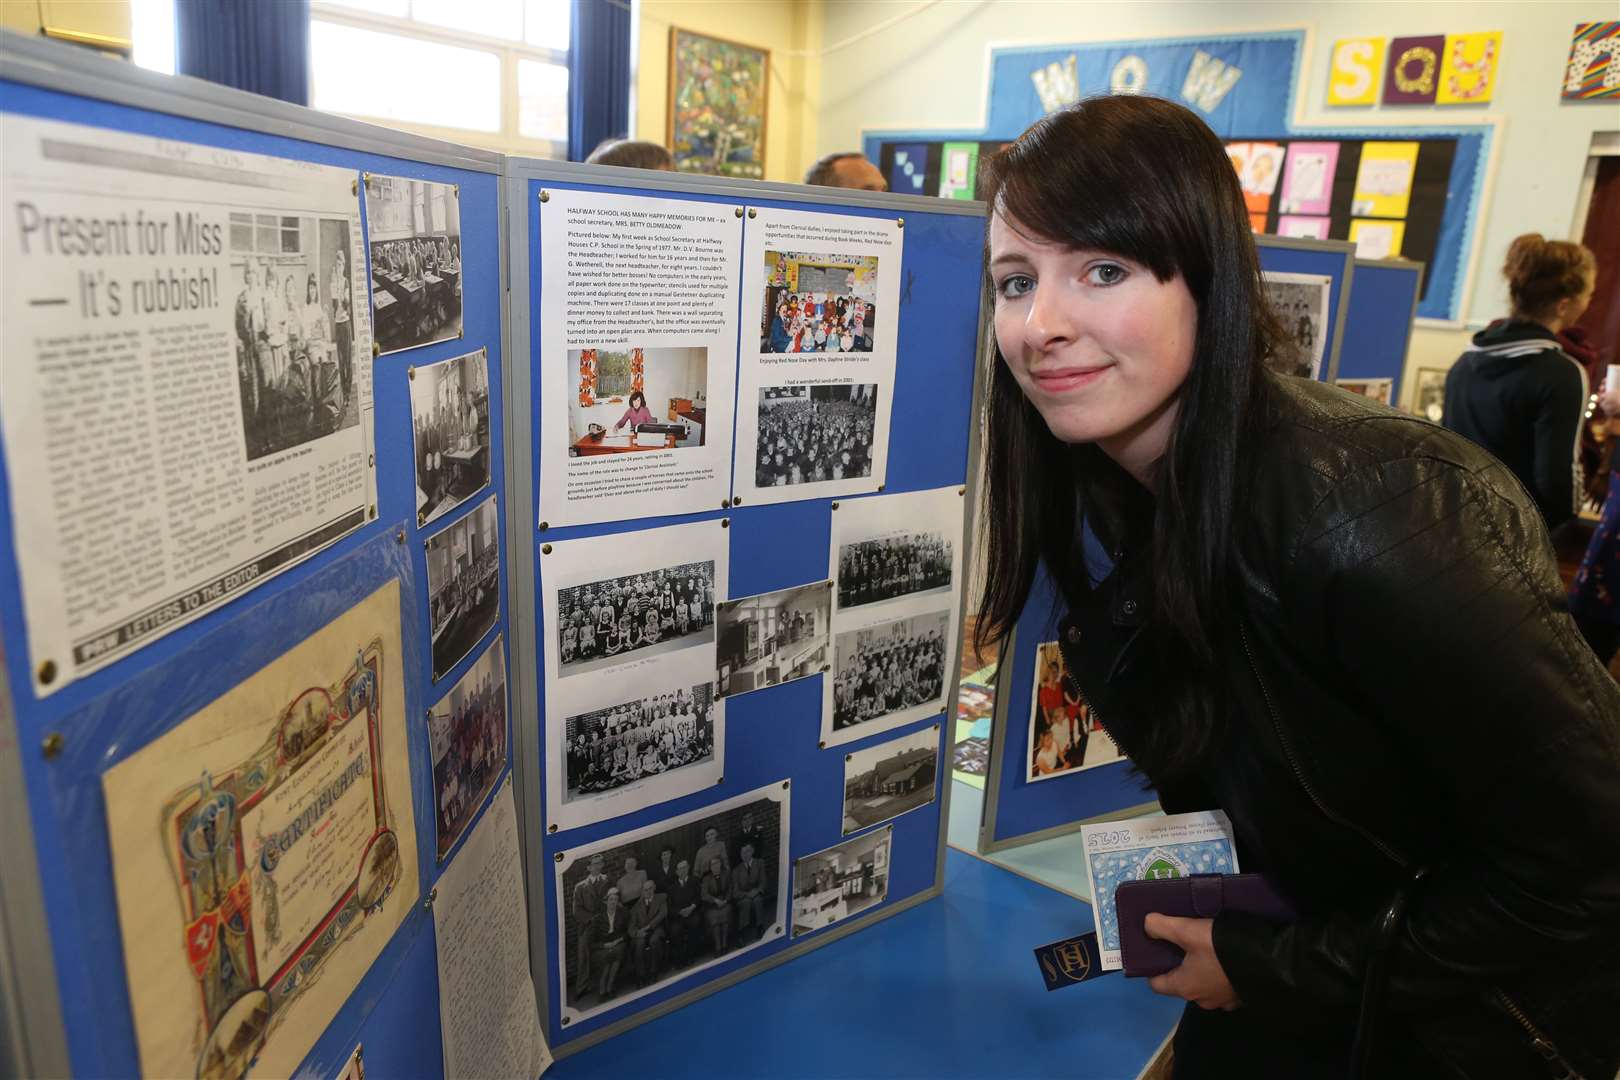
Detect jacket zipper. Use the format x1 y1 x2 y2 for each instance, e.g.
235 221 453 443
1236 621 1581 1077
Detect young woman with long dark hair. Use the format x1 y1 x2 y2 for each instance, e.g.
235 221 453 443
978 95 1620 1079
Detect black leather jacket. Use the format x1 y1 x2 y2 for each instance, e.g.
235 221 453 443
1057 375 1620 1078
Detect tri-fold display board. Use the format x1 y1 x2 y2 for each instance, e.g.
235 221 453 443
0 32 984 1079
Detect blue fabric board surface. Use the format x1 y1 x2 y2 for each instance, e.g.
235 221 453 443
1256 239 1354 382
526 179 985 1048
990 568 1147 845
0 80 511 1079
549 847 1184 1079
1336 261 1424 406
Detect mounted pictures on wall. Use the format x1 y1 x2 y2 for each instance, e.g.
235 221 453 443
1328 31 1502 106
364 174 464 356
1563 22 1620 100
668 27 768 179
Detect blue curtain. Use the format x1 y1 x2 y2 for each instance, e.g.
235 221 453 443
176 0 311 107
568 0 632 161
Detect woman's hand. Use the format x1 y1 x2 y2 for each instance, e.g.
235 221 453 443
1599 390 1620 417
1144 914 1241 1011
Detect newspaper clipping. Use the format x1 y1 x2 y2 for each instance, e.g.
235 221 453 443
0 115 376 696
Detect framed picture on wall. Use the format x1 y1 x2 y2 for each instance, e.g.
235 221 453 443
668 27 769 179
1411 366 1448 423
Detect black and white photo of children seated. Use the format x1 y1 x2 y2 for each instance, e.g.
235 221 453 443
411 350 490 526
759 249 879 354
557 562 716 676
755 384 877 488
231 216 357 461
364 174 463 355
563 684 716 803
837 531 953 609
429 638 507 860
426 497 501 681
832 611 949 733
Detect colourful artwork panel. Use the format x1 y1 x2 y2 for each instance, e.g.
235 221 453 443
1384 35 1445 105
1327 37 1386 106
668 28 768 179
1563 22 1620 100
1436 31 1502 105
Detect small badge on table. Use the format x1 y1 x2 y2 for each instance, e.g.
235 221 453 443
1033 930 1109 991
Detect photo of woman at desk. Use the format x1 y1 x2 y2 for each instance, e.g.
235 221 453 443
568 346 709 458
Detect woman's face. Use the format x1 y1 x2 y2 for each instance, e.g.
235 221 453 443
989 211 1198 477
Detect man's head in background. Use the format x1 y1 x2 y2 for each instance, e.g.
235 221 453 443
804 152 886 192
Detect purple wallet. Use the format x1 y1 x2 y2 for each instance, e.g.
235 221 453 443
1115 873 1298 978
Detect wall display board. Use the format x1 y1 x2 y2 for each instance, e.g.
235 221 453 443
863 30 1493 323
1256 234 1357 385
1335 258 1426 410
0 33 515 1080
505 158 985 1057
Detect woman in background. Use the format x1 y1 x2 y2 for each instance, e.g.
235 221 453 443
1442 234 1596 532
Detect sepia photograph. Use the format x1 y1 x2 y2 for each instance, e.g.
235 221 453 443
555 560 716 677
429 635 507 860
555 784 787 1023
563 683 716 806
759 249 880 354
837 529 953 610
1335 377 1395 407
755 383 878 488
831 609 949 734
792 825 891 938
1411 367 1447 423
842 725 939 835
365 174 464 355
1027 641 1122 783
568 346 709 457
427 496 501 681
412 349 490 526
232 216 360 461
716 580 830 698
1260 270 1332 380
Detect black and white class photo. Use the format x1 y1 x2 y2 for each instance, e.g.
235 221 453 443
556 561 716 676
558 791 784 1019
832 610 949 733
1260 271 1331 379
563 683 716 805
792 825 890 938
760 249 880 354
365 174 463 355
411 349 490 526
755 384 878 488
716 581 830 698
429 636 507 860
426 496 500 681
567 346 708 457
231 215 359 461
842 725 939 835
837 530 953 609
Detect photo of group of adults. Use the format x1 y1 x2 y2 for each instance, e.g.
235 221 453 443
792 825 891 939
231 214 359 460
831 610 949 735
567 347 709 457
716 581 830 698
428 635 507 860
426 496 501 681
755 383 878 488
411 349 490 526
842 725 939 835
557 787 786 1021
563 683 716 806
555 560 716 677
760 249 879 354
364 174 463 355
1027 641 1121 782
1259 271 1331 380
836 529 953 610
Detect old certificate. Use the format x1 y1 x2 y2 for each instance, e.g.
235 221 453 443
102 580 417 1080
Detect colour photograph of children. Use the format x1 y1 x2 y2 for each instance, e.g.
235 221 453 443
758 250 879 355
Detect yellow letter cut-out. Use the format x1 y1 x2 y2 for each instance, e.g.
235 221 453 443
1437 32 1503 104
1328 38 1385 105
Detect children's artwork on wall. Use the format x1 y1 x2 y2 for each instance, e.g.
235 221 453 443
1349 218 1407 260
667 28 768 179
1237 142 1285 216
886 142 932 194
1563 22 1620 100
1436 31 1502 104
1327 37 1386 105
1383 35 1445 105
938 142 979 200
1279 142 1340 215
1278 215 1331 240
1352 142 1420 218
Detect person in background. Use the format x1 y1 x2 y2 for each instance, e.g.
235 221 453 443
586 138 675 171
592 887 628 1000
803 152 887 192
700 855 732 956
1441 233 1597 532
1571 385 1620 669
570 854 609 996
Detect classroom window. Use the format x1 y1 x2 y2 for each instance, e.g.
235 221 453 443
595 351 633 399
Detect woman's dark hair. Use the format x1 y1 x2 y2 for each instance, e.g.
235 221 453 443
975 94 1288 781
1503 232 1595 323
585 138 675 171
629 390 647 409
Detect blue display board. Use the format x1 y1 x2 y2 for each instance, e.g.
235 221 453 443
1256 233 1358 383
0 41 511 1080
1336 258 1425 407
505 163 987 1053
